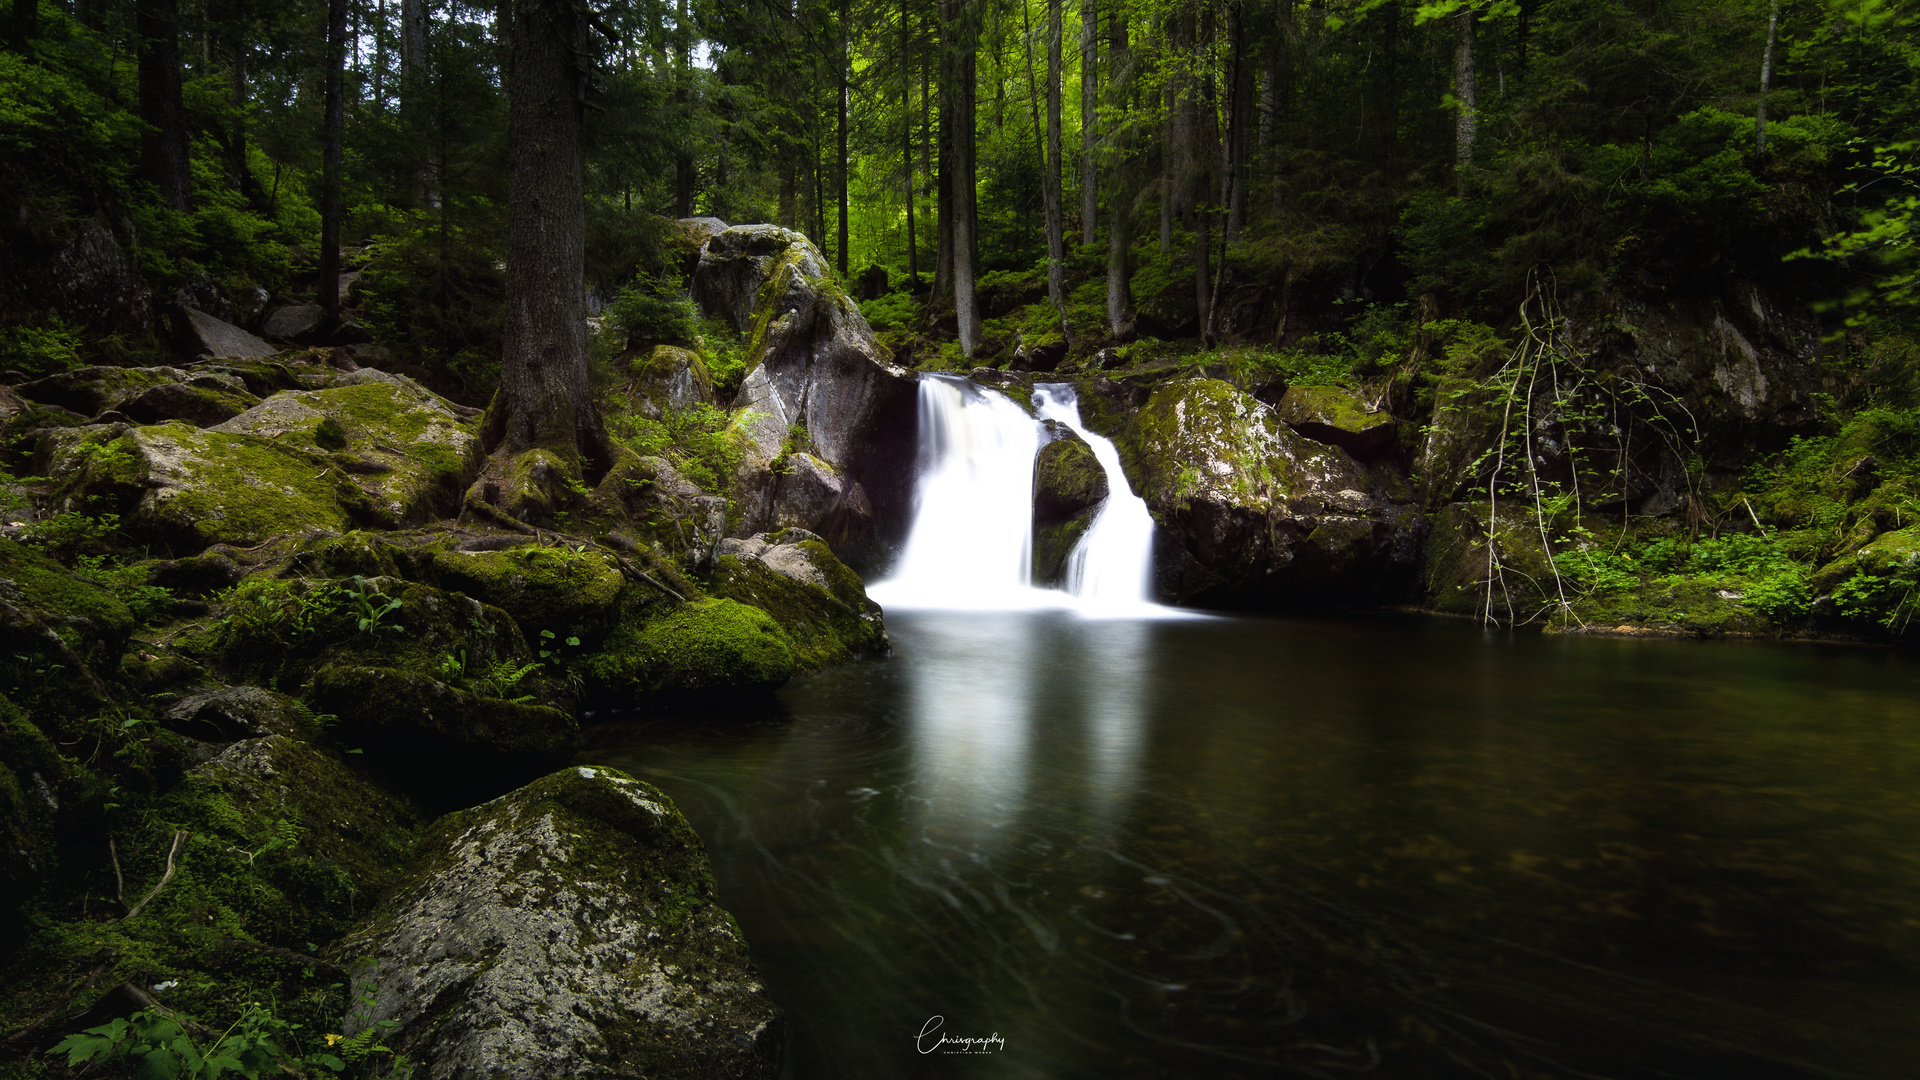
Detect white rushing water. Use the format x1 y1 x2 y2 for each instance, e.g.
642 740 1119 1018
1032 383 1161 615
868 374 1180 617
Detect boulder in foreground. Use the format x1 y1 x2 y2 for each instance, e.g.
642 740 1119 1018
333 765 782 1080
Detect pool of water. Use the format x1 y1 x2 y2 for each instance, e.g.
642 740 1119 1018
581 611 1920 1079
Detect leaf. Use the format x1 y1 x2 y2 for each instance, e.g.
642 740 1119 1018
309 1053 348 1072
51 1031 117 1065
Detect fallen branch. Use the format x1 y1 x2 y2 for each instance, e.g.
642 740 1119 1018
116 831 188 923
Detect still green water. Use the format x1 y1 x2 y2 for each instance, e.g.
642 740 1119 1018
582 611 1920 1079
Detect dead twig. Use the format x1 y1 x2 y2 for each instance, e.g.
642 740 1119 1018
116 831 187 923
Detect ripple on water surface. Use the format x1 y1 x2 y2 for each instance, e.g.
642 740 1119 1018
583 611 1920 1079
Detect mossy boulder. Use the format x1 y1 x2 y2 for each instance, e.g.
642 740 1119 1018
214 372 482 527
581 598 795 702
427 543 627 647
306 665 577 807
1112 378 1409 605
586 451 729 567
628 345 715 420
160 685 310 743
117 376 263 427
1813 525 1920 594
0 537 134 709
1273 384 1397 457
760 452 875 553
39 422 366 552
14 365 190 417
1031 428 1106 587
1423 501 1558 620
0 695 70 923
331 765 781 1080
709 530 886 673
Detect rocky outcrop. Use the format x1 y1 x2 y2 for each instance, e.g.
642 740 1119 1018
1104 378 1420 606
333 765 782 1080
1031 426 1106 587
627 345 714 421
708 529 887 673
579 598 796 703
1273 384 1397 458
763 452 874 552
181 306 277 360
691 225 917 565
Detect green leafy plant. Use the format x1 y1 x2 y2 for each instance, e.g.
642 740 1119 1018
343 576 404 636
52 1004 345 1079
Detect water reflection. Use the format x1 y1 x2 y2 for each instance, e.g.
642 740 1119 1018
585 613 1920 1080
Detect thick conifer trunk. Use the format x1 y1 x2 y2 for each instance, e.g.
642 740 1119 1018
947 0 982 355
1079 0 1097 244
137 0 191 213
1105 2 1131 335
1454 4 1477 177
1041 0 1069 341
320 0 346 313
498 0 608 473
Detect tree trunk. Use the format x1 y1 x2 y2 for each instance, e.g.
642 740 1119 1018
933 42 953 307
1045 0 1068 341
837 0 849 276
1105 2 1131 335
401 0 430 205
137 0 191 213
9 0 38 55
498 0 608 473
674 0 695 217
1159 78 1173 253
903 0 917 285
319 0 345 313
1453 4 1477 179
1755 0 1780 155
779 161 796 228
1079 0 1097 245
949 0 981 356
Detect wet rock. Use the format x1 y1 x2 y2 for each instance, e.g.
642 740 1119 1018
1273 384 1397 458
261 303 326 341
181 306 277 360
587 452 729 567
426 542 628 647
1031 430 1107 588
332 765 781 1080
709 529 886 673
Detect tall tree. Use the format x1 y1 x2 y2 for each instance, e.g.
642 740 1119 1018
496 0 610 474
1755 0 1781 155
137 0 191 213
1080 0 1097 244
319 0 346 313
903 0 918 285
1453 4 1477 175
838 0 850 275
1105 0 1132 334
401 0 431 204
1044 0 1068 339
946 0 982 355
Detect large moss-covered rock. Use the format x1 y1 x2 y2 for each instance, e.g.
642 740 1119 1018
214 371 482 527
332 766 782 1080
1422 501 1557 620
0 695 70 924
0 537 134 709
709 530 886 673
1111 378 1412 605
1273 384 1397 457
15 365 193 417
693 225 916 560
39 422 366 551
117 376 263 427
581 598 795 702
586 451 729 568
627 345 715 420
761 453 875 553
427 543 627 646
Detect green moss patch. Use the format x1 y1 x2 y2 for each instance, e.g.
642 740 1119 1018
581 598 795 701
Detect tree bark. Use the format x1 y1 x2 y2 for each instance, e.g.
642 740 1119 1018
9 0 38 55
1105 2 1131 335
950 0 981 356
499 0 609 473
837 0 850 276
1079 0 1097 244
903 0 917 285
1453 4 1477 179
674 0 695 217
137 0 191 213
1045 0 1068 341
1755 0 1780 155
319 0 346 313
401 0 431 205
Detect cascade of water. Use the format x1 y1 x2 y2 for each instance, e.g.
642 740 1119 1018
867 375 1051 610
1032 383 1159 611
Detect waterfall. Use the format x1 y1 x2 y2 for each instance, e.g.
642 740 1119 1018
1032 383 1159 612
869 374 1180 617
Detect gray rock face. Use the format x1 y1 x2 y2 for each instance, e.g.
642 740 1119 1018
163 686 308 743
333 766 782 1080
182 306 277 360
689 225 916 564
14 365 190 417
261 303 326 341
764 453 874 552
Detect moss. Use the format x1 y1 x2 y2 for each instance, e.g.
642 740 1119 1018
1032 511 1095 588
707 553 884 674
428 543 627 645
581 598 795 700
1033 436 1108 524
0 538 134 716
1123 378 1352 512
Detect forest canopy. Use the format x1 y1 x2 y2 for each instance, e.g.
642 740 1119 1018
1 0 1915 391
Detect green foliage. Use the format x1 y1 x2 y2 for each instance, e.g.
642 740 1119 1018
20 509 120 560
1833 562 1920 632
53 1004 346 1079
607 277 698 352
0 321 84 378
343 576 405 636
357 216 507 404
608 402 748 494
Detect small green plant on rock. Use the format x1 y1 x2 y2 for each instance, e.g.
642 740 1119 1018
53 1002 348 1078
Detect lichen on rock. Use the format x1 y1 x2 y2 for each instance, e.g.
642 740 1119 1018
332 765 782 1080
